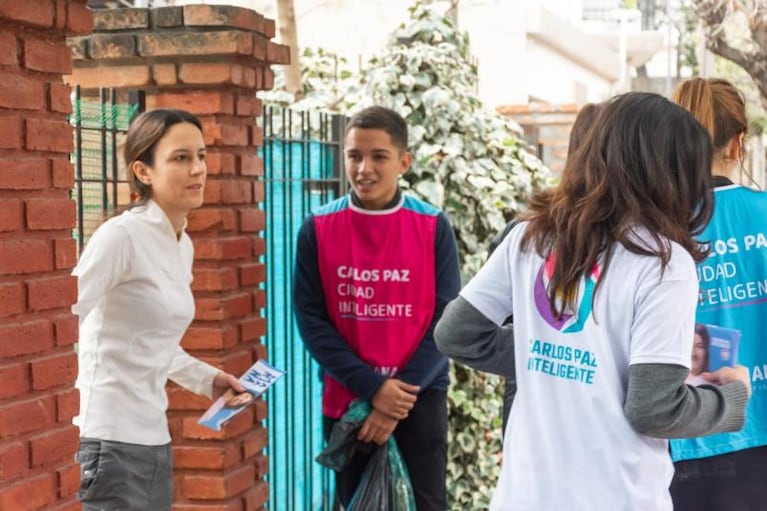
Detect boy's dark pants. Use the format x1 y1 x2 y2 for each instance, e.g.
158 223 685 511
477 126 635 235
323 389 448 511
670 445 767 511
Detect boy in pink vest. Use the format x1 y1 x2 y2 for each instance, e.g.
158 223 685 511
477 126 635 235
294 106 461 509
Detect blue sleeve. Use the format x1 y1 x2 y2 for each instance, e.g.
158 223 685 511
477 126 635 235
397 212 461 388
293 215 386 401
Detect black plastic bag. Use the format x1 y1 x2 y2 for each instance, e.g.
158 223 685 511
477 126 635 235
317 401 416 510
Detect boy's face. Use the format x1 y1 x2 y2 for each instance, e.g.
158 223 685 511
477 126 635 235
344 128 411 210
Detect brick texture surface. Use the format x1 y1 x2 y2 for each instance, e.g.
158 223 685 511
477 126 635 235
0 1 54 29
0 72 46 111
23 37 73 74
0 3 91 511
0 115 23 149
0 32 17 65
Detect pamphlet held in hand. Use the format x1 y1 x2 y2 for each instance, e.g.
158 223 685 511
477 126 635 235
706 324 741 372
686 323 740 386
198 359 284 431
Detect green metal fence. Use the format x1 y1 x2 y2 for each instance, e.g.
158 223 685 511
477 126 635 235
70 86 143 250
259 105 348 510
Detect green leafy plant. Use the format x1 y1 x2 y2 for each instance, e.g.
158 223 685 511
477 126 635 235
261 2 549 507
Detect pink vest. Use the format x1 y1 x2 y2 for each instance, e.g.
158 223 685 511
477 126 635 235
313 196 438 418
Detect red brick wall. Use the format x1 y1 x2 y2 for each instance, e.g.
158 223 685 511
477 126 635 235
65 5 287 510
0 2 92 510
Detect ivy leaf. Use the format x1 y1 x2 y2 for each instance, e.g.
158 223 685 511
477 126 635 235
421 86 451 109
413 178 444 207
443 133 464 156
456 432 477 453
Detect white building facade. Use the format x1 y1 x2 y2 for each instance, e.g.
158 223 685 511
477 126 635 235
147 0 667 109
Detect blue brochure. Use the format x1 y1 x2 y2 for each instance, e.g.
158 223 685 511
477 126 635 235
705 324 740 372
198 359 285 431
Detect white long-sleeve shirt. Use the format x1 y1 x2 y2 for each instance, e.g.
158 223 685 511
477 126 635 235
72 200 219 445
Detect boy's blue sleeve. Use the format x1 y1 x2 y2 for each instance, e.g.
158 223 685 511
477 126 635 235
397 212 461 388
293 216 386 402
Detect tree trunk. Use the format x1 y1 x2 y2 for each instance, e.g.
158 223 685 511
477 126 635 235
693 0 767 111
707 37 767 112
446 0 459 27
276 0 302 97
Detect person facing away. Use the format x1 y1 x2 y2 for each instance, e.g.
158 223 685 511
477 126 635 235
478 102 605 433
435 92 752 511
293 105 461 510
669 77 767 511
72 109 244 511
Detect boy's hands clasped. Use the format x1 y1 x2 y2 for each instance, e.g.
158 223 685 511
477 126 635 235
372 379 420 419
357 408 399 445
357 378 420 445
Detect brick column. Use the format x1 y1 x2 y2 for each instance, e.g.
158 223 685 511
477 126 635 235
0 2 92 511
497 102 580 175
66 5 288 510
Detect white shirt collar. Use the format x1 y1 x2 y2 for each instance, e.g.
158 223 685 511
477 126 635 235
132 200 188 241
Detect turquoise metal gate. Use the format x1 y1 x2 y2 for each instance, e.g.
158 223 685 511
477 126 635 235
259 105 348 510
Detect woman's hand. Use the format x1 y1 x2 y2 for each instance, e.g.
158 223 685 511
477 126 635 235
212 371 245 400
702 365 752 397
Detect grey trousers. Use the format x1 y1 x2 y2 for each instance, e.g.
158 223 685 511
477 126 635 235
76 438 173 511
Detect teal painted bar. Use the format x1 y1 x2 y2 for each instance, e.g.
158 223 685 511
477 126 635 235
260 130 342 510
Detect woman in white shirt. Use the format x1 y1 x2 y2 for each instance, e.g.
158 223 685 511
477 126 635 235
435 92 752 511
72 109 244 510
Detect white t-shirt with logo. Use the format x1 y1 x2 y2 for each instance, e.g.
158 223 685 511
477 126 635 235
461 223 697 511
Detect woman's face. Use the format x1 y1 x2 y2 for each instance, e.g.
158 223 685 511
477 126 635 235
135 122 207 220
226 392 253 408
691 333 707 375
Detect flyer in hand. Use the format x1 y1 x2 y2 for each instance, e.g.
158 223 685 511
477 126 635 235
198 359 284 431
705 324 741 372
685 323 741 386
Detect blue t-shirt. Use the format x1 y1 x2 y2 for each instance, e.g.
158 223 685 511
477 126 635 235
671 184 767 461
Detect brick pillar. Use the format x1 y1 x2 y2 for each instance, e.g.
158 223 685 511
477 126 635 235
66 5 288 510
498 102 580 175
0 2 92 511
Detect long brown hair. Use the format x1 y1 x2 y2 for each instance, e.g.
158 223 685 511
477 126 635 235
123 109 203 208
520 92 713 318
567 102 603 156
